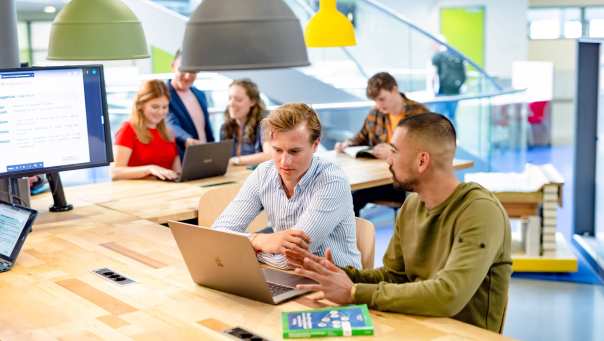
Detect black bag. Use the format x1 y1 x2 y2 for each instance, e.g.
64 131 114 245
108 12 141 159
434 52 466 95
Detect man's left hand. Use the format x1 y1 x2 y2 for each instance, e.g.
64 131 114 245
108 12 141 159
371 143 393 160
294 254 354 305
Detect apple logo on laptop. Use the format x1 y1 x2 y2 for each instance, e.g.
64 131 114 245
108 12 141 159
214 257 224 268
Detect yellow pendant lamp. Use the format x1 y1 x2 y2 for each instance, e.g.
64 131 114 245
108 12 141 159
304 0 356 47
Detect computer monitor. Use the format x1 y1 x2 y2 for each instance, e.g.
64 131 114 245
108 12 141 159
0 65 113 211
0 65 113 178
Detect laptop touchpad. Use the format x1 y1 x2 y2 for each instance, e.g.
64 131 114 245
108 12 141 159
262 268 317 287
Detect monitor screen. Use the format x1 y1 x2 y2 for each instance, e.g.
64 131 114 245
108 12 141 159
0 65 112 178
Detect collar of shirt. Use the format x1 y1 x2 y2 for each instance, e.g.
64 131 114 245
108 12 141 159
271 155 320 196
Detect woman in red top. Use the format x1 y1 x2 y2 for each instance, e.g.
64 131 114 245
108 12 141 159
112 80 180 180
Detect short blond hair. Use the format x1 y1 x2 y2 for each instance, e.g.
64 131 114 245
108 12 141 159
262 103 321 143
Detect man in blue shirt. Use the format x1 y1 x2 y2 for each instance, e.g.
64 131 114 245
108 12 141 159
166 50 215 159
212 103 361 269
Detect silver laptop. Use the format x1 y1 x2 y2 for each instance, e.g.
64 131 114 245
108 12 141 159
168 221 314 304
177 140 233 182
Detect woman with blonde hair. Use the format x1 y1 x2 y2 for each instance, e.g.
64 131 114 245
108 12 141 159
220 79 271 166
112 80 180 180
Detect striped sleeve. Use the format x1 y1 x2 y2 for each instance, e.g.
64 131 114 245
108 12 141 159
211 167 263 233
294 170 349 254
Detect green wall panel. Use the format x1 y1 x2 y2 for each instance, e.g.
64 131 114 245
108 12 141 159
151 46 174 73
440 7 485 68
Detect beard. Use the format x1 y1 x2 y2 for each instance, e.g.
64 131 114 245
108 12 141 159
389 165 418 192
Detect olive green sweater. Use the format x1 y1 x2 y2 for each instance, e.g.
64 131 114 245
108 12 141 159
345 182 512 332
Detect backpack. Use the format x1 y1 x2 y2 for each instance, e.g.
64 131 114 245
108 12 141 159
434 51 466 95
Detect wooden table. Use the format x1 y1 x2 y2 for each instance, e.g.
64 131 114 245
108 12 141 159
319 151 474 191
0 206 511 340
29 154 473 225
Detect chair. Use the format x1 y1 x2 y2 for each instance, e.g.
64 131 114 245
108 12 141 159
197 183 268 232
369 199 401 224
355 217 375 270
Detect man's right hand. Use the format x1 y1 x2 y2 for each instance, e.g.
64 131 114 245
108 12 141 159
185 138 202 147
334 141 350 153
251 230 311 254
285 245 334 268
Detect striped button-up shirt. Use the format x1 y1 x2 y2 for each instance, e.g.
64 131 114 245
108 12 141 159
213 156 362 269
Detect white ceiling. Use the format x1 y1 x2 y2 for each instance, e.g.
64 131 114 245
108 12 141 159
16 0 68 13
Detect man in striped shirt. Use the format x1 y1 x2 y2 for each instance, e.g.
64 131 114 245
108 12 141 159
212 103 362 269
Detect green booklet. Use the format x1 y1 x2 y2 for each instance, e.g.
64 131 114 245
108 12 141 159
282 304 374 338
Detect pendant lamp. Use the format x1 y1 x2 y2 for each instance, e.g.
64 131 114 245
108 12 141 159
305 0 356 47
179 0 310 72
47 0 149 60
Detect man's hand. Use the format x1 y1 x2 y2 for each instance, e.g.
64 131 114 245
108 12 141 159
185 138 202 147
251 230 310 254
371 143 393 160
334 141 350 153
293 251 354 305
285 245 334 268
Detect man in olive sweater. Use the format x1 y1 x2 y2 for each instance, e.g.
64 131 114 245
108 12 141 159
287 113 512 333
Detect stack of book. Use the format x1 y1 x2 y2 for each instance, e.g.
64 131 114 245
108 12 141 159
541 181 561 256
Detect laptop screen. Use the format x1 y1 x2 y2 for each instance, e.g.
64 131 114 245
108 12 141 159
0 200 37 262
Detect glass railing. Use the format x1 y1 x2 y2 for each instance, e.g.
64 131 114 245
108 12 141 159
283 0 502 98
106 73 527 173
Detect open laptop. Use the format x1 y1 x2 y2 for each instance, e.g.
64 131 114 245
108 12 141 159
0 200 37 272
177 140 233 182
169 221 314 304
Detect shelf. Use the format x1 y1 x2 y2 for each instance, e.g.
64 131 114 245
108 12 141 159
512 232 578 272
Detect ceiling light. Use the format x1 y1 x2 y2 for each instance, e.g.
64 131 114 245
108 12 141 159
305 0 356 47
47 0 149 60
179 0 310 72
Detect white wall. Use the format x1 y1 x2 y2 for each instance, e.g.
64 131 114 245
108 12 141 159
377 0 529 79
528 38 577 145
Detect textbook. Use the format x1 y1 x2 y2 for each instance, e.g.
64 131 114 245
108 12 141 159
282 304 374 338
343 146 376 159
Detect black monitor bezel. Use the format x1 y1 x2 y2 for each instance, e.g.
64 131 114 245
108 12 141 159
0 199 37 263
0 64 114 178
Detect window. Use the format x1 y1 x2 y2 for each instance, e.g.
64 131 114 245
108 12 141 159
562 8 582 38
528 7 583 39
528 8 561 39
525 6 604 40
587 8 604 38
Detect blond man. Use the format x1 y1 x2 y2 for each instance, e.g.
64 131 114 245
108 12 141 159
213 103 361 269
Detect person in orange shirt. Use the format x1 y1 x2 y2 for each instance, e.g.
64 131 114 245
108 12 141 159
335 72 429 216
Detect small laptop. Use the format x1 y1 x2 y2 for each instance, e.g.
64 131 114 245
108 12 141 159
0 200 37 272
168 221 314 304
177 140 234 182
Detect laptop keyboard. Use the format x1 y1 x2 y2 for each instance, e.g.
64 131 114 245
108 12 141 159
267 282 294 297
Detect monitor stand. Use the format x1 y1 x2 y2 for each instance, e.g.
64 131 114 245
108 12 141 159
46 172 73 212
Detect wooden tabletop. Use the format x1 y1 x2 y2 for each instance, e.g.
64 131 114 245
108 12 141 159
30 154 474 225
318 152 474 191
0 206 511 340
